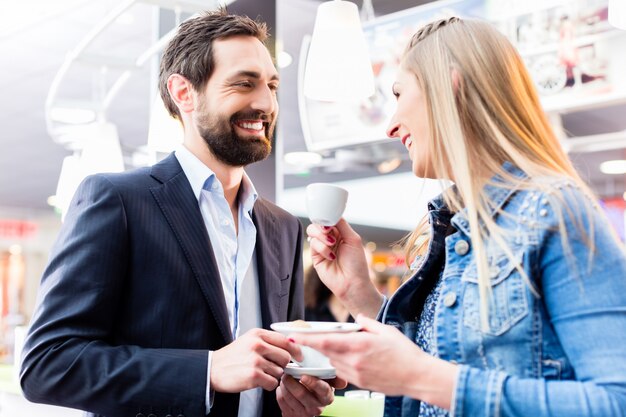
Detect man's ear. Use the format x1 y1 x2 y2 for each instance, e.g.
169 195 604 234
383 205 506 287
167 74 195 114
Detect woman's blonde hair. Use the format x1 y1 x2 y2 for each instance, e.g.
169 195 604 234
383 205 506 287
401 17 599 330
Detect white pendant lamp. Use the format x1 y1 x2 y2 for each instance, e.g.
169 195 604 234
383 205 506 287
147 95 184 152
303 0 375 101
609 0 626 30
79 122 125 175
53 121 125 220
54 154 83 221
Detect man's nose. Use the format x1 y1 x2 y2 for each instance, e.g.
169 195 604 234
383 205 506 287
251 85 277 115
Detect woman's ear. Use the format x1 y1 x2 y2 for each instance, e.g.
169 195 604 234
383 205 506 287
451 68 461 94
167 74 195 114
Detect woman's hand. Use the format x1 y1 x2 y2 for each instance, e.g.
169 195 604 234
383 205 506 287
290 315 459 409
307 219 383 318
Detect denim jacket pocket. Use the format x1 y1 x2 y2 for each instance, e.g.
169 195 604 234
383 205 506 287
461 252 529 336
541 359 563 380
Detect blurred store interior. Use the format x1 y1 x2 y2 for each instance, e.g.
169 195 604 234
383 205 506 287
0 1 625 406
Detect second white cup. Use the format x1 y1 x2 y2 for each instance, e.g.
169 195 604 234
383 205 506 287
305 183 348 226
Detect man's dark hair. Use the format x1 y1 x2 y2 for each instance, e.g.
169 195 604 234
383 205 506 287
158 8 268 120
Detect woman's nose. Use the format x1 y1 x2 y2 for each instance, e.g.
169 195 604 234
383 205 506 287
386 120 400 138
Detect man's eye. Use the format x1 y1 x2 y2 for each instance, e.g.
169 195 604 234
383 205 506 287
236 81 254 88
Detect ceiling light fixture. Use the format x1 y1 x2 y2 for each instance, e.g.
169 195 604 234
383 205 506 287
277 51 293 68
50 107 97 124
44 1 240 215
54 154 83 221
53 122 125 221
79 122 125 175
609 0 626 30
147 95 184 153
303 0 375 101
600 159 626 175
45 0 236 156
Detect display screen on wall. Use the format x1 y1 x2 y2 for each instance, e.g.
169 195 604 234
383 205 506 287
298 0 624 152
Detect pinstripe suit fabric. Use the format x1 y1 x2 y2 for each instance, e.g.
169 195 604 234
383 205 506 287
20 153 304 417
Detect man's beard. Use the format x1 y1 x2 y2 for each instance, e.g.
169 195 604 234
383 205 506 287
196 108 274 167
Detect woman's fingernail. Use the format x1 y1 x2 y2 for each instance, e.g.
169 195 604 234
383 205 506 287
330 252 336 260
288 338 295 343
327 235 336 244
323 226 332 230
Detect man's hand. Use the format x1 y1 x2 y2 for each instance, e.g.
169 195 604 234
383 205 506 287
277 374 347 417
210 328 302 393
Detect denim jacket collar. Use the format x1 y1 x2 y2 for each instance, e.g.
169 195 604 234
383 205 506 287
429 162 528 236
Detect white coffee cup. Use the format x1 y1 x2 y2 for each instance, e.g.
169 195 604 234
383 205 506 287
305 183 348 226
344 390 371 399
294 345 331 368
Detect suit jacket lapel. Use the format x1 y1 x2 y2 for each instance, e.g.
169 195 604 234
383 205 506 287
149 154 233 344
252 199 281 329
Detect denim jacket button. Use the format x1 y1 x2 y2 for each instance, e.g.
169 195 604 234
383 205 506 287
443 292 457 307
454 240 470 256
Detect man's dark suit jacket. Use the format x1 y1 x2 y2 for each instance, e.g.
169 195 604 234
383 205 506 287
20 153 304 417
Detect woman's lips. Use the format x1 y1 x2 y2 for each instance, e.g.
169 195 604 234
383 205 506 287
402 134 412 150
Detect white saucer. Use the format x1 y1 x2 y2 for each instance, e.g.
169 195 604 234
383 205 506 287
284 363 336 379
271 321 362 334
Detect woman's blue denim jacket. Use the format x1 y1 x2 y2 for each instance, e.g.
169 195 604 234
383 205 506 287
380 163 626 416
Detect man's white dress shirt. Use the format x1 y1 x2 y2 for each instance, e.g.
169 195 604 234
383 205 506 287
176 146 263 417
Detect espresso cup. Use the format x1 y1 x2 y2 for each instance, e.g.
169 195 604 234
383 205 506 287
294 345 332 368
305 183 348 226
